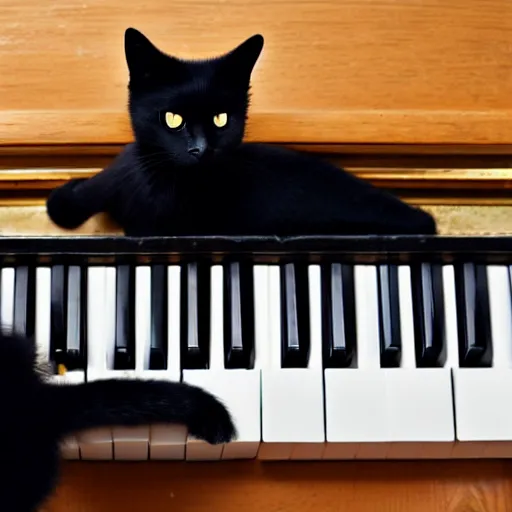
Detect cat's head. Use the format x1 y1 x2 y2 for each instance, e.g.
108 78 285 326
124 27 264 167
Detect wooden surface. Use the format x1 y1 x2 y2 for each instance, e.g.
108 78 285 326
44 460 512 512
0 0 511 146
1 204 512 236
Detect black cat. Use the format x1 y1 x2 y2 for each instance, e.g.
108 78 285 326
0 330 236 511
46 27 436 236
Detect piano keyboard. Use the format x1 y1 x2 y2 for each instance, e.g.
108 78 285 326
4 235 512 461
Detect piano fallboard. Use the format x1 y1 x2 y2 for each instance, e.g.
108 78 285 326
0 235 510 265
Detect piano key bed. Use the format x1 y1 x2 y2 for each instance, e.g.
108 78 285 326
2 234 512 461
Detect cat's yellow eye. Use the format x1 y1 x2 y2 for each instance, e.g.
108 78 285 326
213 113 228 128
165 112 184 130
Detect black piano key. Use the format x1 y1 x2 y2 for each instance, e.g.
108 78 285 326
322 263 356 368
223 262 255 369
239 263 256 369
65 266 86 371
280 263 310 368
150 265 168 370
114 265 135 370
50 265 67 370
455 263 493 367
412 263 446 367
13 266 35 339
224 262 243 368
377 264 401 367
180 262 210 369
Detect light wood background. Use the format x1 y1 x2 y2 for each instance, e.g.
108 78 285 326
0 0 511 146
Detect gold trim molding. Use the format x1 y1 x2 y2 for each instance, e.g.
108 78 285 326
0 167 510 205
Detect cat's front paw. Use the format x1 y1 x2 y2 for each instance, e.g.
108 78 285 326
187 387 237 444
46 179 88 229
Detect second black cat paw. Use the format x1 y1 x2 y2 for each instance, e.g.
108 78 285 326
186 387 237 444
46 179 89 229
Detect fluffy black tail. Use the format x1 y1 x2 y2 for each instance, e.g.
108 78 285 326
43 378 237 445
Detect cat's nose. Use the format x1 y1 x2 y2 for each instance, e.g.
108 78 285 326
188 147 204 158
188 138 209 159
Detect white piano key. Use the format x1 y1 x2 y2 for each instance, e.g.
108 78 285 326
1 267 14 332
36 266 82 460
259 265 284 459
135 266 151 374
291 265 325 460
105 267 117 373
268 265 281 364
385 266 455 460
442 265 460 370
253 265 270 369
149 265 187 461
35 267 51 364
220 264 266 460
184 264 224 461
84 267 116 379
51 371 85 460
77 267 114 460
486 266 512 369
167 265 182 382
452 265 512 457
59 437 81 460
111 426 149 461
109 266 151 461
355 265 382 370
397 266 416 371
443 264 486 458
324 265 388 460
260 264 325 461
183 264 261 461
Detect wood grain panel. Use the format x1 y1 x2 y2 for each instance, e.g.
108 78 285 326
0 0 511 146
44 460 512 512
2 110 512 146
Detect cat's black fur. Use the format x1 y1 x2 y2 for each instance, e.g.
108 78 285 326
0 330 236 511
46 27 436 236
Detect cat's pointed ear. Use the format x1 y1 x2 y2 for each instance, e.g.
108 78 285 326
124 27 183 85
221 34 264 83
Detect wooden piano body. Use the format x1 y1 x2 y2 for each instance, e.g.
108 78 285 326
1 0 512 510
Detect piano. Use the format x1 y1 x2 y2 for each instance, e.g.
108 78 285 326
1 0 511 509
2 234 512 462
